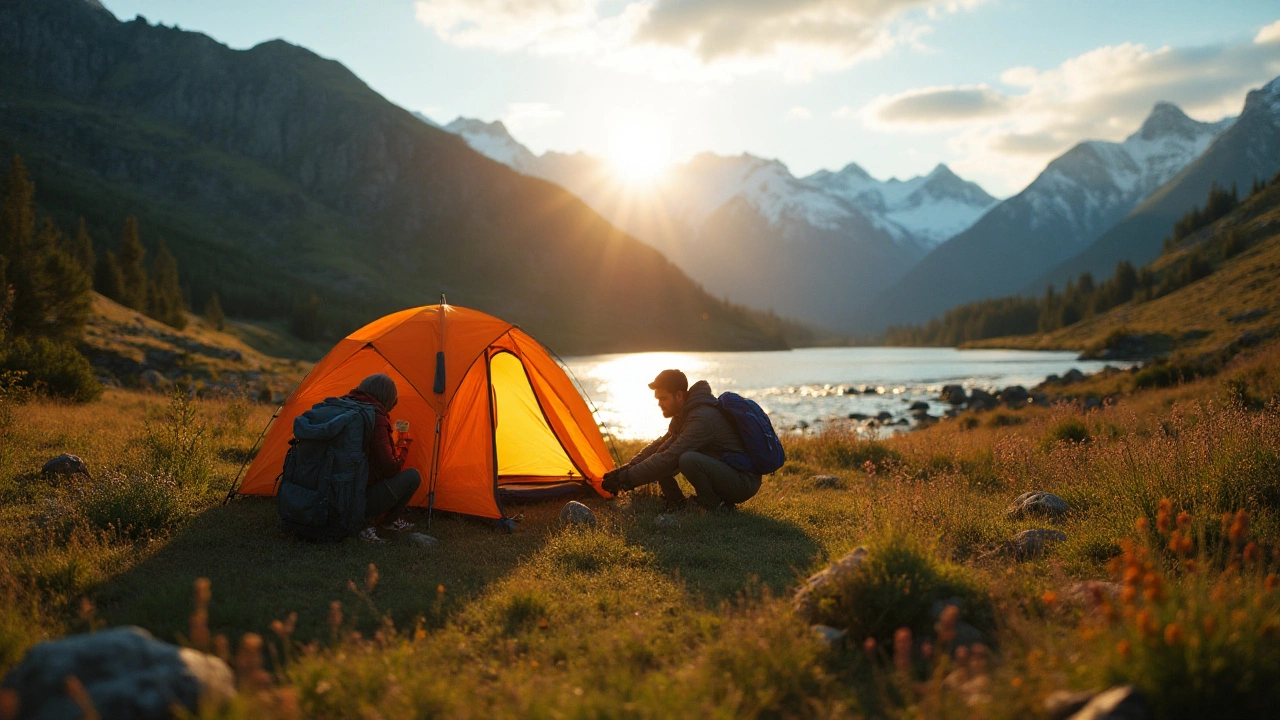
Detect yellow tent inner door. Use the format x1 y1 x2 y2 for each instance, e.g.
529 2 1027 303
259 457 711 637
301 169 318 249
490 351 580 484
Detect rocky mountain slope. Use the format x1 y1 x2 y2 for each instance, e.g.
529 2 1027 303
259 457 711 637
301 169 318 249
859 102 1234 333
0 0 793 354
1033 76 1280 292
441 118 997 331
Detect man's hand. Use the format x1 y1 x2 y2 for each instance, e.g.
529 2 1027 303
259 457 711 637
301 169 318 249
601 468 629 495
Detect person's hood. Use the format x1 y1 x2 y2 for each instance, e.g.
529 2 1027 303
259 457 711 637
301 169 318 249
668 380 716 433
346 389 388 414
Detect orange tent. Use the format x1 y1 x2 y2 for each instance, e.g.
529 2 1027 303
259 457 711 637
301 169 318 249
235 304 615 519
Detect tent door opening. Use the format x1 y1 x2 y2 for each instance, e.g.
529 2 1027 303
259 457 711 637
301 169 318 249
489 351 587 501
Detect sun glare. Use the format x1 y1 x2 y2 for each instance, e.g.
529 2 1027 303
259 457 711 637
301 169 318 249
608 123 670 185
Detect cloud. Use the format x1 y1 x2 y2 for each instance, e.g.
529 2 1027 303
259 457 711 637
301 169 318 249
502 102 565 132
854 24 1280 191
786 106 814 120
413 0 982 80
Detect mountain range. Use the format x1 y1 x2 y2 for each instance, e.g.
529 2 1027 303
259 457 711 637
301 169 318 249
441 118 998 330
0 0 800 354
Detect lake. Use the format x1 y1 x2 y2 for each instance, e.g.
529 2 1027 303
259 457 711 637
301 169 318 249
561 347 1124 440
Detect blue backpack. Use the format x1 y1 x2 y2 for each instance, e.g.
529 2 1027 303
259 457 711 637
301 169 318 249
277 397 377 541
717 392 786 475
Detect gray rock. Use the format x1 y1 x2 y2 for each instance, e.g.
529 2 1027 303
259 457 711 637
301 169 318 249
811 475 840 489
847 412 869 420
654 514 679 528
1011 529 1068 559
1005 491 1070 520
909 401 930 411
1044 690 1095 720
940 384 967 405
408 533 438 547
41 454 89 479
967 388 995 410
1062 368 1087 384
0 626 235 720
810 624 847 648
559 501 596 526
793 547 868 623
999 385 1031 406
876 411 893 421
1066 685 1148 720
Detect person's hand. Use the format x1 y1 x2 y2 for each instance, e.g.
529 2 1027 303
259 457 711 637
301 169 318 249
601 468 629 495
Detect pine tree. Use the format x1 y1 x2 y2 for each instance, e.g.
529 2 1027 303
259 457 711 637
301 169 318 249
147 239 186 329
117 216 147 311
204 291 225 331
68 218 95 278
96 249 124 302
1 156 35 262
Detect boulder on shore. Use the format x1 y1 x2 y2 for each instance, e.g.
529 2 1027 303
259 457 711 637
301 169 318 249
1005 491 1070 520
940 384 967 405
0 626 235 720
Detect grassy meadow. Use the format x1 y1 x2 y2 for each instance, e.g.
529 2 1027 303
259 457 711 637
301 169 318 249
3 338 1280 718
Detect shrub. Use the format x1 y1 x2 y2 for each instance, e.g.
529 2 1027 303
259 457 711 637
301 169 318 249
1134 357 1213 390
810 534 991 646
790 432 902 473
0 336 101 402
67 472 194 540
141 390 215 490
1042 417 1090 448
986 411 1026 428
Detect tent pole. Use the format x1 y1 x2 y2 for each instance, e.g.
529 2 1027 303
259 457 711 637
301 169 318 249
428 296 446 529
222 406 281 505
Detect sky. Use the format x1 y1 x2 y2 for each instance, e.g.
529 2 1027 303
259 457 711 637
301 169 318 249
101 1 1280 197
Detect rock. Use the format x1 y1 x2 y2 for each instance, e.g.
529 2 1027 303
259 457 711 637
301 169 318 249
1005 491 1070 520
940 384 967 405
847 412 868 420
41 454 89 479
1011 529 1067 559
408 533 438 547
655 514 679 528
0 626 235 719
138 369 170 390
875 411 892 421
1066 685 1148 720
811 475 840 489
864 386 880 394
810 624 846 648
999 385 1030 406
1083 397 1102 411
1061 581 1124 608
559 501 596 526
967 388 994 410
226 349 243 362
1062 368 1087 385
1044 690 1095 720
793 547 868 623
909 401 930 411
1044 374 1061 384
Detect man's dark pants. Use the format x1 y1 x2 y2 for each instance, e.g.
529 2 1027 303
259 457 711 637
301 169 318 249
365 468 421 522
658 452 760 509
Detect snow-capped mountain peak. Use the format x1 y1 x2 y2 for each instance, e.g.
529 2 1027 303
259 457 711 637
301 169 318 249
443 117 537 173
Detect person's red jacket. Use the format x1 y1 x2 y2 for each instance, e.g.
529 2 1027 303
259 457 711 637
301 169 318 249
345 389 403 486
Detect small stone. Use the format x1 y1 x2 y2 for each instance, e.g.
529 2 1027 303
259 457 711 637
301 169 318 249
811 475 840 489
1005 491 1070 520
41 454 89 479
793 547 868 623
1011 529 1068 559
810 624 846 648
655 514 679 528
1062 368 1087 384
1044 689 1095 720
909 400 930 411
559 501 596 526
1066 685 1148 720
940 385 967 404
408 533 438 547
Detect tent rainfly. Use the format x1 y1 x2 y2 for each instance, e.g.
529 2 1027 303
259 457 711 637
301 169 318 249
234 303 615 520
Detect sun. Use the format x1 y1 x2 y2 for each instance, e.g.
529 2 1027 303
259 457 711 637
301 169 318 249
608 123 670 185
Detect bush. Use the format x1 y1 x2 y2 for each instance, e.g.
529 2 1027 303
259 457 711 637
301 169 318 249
790 433 902 473
0 336 101 402
810 534 991 645
1042 417 1090 447
1134 357 1214 390
68 472 194 540
141 391 215 490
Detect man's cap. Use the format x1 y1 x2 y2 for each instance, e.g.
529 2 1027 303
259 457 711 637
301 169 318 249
648 369 688 393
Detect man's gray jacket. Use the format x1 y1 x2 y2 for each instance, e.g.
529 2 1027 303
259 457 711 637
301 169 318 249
620 380 758 489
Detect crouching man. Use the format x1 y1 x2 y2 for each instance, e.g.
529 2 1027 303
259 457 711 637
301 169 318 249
602 369 761 511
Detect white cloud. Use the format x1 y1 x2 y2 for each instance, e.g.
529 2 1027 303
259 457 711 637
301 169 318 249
854 26 1280 191
786 106 814 120
413 0 982 80
502 102 565 132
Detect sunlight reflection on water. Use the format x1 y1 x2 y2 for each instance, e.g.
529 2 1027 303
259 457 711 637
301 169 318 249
561 347 1127 441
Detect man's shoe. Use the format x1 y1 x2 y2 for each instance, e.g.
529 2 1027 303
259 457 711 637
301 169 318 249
381 518 416 532
359 527 388 545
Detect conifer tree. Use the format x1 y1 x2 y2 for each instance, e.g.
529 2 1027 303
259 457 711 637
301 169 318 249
204 291 225 331
68 218 95 278
147 239 186 329
96 249 124 302
1 156 35 263
117 216 147 311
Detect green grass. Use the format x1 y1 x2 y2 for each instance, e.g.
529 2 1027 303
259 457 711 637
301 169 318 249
3 343 1280 717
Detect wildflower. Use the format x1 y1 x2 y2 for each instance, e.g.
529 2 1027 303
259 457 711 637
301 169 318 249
1041 591 1059 608
1265 574 1278 593
1123 565 1141 585
1164 623 1185 645
937 605 960 647
365 564 379 593
1011 677 1024 688
1143 573 1164 603
1176 511 1192 529
1116 640 1132 659
863 637 877 659
1178 534 1193 556
893 627 912 672
1229 510 1250 545
1135 517 1150 533
1202 615 1217 636
235 633 271 690
1136 609 1158 638
194 578 212 606
1167 530 1184 555
1157 499 1173 534
1243 542 1260 563
1121 586 1138 606
921 642 934 662
328 601 343 634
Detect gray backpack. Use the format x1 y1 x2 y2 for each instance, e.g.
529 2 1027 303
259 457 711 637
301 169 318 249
277 397 377 541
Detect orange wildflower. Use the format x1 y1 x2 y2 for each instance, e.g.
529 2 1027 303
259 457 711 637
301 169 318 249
1265 574 1278 593
1202 615 1218 636
1164 623 1185 645
1116 639 1132 659
1176 511 1192 529
1243 542 1260 563
1136 517 1150 533
1156 499 1173 534
1136 609 1158 637
1041 591 1059 608
1229 510 1249 545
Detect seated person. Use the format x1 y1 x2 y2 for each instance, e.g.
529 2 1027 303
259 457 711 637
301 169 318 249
345 373 422 543
602 369 760 511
